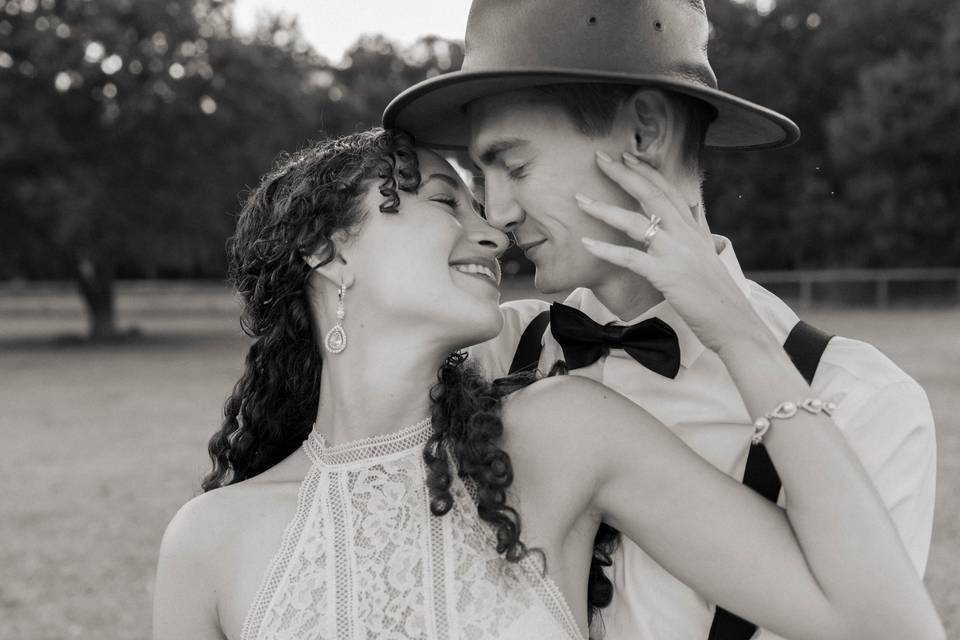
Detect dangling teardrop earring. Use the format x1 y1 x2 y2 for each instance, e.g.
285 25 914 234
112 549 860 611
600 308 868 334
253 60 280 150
324 279 347 354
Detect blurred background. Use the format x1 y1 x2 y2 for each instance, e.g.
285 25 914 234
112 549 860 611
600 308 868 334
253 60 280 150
0 0 957 638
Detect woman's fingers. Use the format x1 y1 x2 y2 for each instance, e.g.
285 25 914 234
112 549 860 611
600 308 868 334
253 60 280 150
623 157 714 241
621 153 694 225
576 193 678 258
581 237 656 274
595 151 683 229
575 193 653 242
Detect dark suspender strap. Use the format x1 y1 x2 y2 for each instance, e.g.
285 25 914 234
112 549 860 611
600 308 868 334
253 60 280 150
783 320 835 385
708 320 834 640
508 310 551 374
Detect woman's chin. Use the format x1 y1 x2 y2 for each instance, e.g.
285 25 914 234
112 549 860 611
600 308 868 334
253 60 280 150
447 310 503 351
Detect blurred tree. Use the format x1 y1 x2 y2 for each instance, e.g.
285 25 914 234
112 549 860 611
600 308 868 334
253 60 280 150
1 0 227 337
825 3 960 266
0 0 330 338
703 0 956 269
328 33 463 132
4 0 954 339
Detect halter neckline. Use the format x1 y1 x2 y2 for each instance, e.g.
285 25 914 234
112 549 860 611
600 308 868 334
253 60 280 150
303 417 433 466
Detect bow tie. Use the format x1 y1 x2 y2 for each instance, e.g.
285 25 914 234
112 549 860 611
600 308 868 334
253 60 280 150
549 303 681 378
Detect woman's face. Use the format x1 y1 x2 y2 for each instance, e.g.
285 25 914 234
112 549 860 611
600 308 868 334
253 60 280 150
342 148 509 352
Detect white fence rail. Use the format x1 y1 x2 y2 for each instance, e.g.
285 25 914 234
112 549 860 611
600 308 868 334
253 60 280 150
1 269 959 312
746 268 960 308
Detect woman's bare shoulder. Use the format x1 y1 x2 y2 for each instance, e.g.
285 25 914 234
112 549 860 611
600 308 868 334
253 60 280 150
502 375 645 437
160 461 306 570
160 482 257 566
500 375 653 466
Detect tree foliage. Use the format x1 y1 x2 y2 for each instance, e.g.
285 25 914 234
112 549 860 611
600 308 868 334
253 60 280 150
1 0 956 336
0 0 461 337
703 0 958 269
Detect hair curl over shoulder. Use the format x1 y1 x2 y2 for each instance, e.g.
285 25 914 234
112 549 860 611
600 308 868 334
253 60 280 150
427 356 620 631
423 353 537 563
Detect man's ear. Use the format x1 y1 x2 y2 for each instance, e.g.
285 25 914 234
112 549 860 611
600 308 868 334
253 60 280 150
625 88 674 167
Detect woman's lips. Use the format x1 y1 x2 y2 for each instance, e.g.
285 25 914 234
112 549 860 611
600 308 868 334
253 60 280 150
451 263 498 285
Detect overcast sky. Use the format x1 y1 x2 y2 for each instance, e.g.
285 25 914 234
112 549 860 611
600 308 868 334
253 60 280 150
232 1 474 62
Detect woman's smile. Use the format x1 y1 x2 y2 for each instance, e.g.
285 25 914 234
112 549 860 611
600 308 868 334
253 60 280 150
449 256 501 288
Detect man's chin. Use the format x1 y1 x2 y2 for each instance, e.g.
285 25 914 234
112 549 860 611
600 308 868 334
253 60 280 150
533 269 571 295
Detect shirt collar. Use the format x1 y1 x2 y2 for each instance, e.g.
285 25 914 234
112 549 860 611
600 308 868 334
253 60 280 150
561 235 749 369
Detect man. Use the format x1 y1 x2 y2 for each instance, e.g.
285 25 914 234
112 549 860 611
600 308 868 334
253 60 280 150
383 1 936 639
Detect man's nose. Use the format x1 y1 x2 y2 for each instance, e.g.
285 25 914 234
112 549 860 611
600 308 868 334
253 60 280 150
483 178 525 233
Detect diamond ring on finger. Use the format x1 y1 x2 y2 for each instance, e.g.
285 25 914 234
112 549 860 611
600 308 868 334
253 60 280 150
640 215 662 251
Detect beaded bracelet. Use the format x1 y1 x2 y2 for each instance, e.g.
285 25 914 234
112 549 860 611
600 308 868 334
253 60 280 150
751 398 837 445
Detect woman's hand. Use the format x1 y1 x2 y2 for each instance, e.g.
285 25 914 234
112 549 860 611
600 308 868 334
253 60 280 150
576 151 769 357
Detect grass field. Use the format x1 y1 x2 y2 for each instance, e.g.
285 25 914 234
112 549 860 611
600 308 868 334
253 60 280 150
1 284 957 639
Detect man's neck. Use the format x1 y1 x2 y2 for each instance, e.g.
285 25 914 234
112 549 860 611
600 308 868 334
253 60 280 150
590 267 665 321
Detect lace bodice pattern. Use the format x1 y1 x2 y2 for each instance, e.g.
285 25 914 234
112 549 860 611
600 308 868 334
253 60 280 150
240 419 583 640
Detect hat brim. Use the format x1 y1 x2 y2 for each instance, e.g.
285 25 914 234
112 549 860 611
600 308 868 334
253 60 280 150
384 69 800 151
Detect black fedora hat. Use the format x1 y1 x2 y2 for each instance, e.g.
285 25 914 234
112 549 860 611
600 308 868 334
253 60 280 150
383 0 799 151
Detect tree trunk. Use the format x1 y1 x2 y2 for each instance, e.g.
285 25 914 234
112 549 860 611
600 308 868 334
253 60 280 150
77 256 117 340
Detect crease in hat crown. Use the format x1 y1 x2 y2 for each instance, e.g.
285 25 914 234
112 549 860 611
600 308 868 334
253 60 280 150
383 0 799 151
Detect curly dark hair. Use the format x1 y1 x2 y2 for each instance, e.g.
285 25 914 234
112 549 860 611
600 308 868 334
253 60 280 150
201 128 616 631
201 129 419 491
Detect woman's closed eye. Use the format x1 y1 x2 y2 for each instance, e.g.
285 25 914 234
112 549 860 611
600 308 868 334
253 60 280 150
429 194 461 212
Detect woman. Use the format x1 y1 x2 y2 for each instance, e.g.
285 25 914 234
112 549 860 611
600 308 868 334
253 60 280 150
153 129 943 640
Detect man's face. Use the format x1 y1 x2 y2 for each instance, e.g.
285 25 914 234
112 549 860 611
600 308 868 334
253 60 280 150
468 89 638 293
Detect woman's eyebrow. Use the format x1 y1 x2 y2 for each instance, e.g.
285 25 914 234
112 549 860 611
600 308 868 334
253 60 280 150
420 173 461 190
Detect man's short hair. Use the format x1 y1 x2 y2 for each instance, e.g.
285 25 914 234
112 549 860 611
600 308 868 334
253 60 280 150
530 83 716 173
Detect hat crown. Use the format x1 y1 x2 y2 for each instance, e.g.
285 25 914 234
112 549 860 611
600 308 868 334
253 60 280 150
462 0 718 89
382 0 800 150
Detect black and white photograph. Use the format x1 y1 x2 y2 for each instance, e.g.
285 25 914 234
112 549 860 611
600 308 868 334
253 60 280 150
1 1 957 638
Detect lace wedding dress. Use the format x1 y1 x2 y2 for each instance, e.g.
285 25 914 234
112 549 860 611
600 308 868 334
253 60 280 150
241 418 584 640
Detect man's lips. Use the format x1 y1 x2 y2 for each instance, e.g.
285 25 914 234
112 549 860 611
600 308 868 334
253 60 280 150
518 239 546 257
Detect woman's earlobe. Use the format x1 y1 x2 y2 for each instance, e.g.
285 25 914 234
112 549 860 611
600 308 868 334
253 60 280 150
341 267 356 289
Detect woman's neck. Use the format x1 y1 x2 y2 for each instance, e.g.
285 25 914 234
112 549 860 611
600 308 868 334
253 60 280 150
312 336 444 447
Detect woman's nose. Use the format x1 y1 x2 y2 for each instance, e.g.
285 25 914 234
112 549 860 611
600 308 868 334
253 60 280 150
465 212 511 257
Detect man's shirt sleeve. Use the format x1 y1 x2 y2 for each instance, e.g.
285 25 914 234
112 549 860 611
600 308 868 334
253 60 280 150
820 341 937 575
836 380 936 574
466 299 550 380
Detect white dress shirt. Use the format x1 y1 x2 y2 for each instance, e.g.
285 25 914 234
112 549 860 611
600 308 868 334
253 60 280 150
468 237 936 640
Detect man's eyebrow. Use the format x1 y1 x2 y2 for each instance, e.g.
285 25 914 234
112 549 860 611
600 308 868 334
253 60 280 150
420 173 461 190
475 138 529 166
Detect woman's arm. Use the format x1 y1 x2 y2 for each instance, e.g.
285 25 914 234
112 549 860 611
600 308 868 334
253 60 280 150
560 152 944 640
511 373 942 640
153 497 225 640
